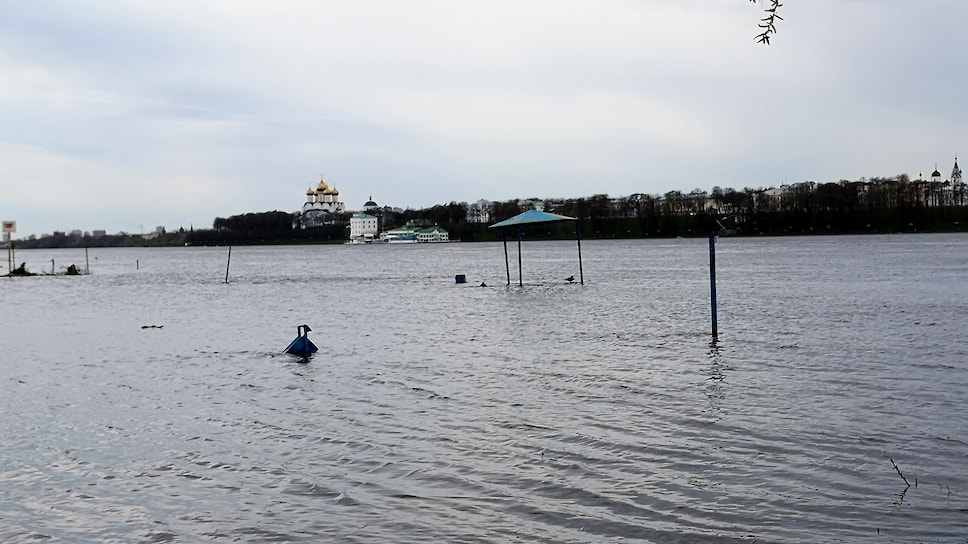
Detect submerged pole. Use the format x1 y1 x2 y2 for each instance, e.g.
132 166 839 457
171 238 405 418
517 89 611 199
503 237 510 286
576 219 584 285
224 246 232 283
85 247 90 274
517 226 523 287
709 235 718 339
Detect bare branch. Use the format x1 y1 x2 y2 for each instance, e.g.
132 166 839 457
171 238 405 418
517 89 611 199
890 458 911 488
750 0 783 45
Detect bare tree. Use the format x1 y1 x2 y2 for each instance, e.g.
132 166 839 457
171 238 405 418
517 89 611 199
750 0 783 44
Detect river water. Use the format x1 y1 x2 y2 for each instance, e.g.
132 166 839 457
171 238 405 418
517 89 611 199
1 235 966 543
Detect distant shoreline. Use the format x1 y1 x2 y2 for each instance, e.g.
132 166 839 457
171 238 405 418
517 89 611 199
10 223 968 251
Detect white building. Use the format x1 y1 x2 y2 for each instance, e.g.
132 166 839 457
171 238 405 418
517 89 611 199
349 213 379 243
417 226 449 243
379 223 449 243
381 224 419 243
466 199 492 223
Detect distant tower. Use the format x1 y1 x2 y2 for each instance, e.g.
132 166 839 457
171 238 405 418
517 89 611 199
931 164 942 183
952 156 963 185
303 186 317 211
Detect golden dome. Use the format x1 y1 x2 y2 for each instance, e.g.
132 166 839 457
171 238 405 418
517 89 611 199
306 187 316 196
316 179 329 192
324 186 338 195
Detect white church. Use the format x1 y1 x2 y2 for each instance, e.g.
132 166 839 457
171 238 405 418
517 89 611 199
348 196 381 243
298 177 345 228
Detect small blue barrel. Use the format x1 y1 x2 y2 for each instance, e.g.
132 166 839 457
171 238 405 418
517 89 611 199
455 274 467 284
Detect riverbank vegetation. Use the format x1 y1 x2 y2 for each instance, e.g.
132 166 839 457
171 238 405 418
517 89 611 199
14 175 968 249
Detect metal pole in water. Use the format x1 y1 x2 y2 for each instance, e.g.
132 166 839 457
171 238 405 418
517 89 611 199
517 227 523 287
503 238 510 286
51 259 55 274
709 235 718 339
224 246 232 283
85 247 90 274
576 219 584 285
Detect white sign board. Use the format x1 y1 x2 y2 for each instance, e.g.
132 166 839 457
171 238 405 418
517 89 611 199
2 221 15 233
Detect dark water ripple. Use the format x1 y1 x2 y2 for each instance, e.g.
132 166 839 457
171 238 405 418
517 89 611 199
2 235 967 542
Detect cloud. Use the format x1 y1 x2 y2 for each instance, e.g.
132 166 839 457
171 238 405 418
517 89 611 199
1 0 966 235
0 143 235 232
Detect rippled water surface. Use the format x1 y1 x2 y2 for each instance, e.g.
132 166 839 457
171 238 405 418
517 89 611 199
1 235 967 543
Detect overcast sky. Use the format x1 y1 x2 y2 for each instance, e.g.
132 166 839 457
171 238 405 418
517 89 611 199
1 1 965 237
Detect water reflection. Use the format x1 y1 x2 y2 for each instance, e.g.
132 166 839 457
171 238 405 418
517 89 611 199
705 339 728 414
2 238 968 542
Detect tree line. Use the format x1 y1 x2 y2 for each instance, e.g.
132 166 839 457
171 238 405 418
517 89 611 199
187 174 968 244
14 174 968 249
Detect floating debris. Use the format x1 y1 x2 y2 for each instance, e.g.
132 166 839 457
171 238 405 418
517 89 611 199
9 262 34 276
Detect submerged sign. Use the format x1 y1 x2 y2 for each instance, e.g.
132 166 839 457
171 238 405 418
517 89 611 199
2 221 15 233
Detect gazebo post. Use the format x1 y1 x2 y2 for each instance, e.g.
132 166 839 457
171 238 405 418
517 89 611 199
517 226 523 286
503 235 510 286
576 218 584 285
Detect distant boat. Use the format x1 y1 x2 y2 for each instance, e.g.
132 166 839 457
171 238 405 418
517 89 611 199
386 233 418 244
380 223 449 243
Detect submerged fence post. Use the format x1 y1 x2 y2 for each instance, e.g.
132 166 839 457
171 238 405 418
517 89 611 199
224 246 232 283
85 247 90 274
517 226 523 287
709 235 718 339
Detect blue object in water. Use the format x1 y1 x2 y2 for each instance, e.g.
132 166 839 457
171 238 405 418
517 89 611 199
284 324 318 356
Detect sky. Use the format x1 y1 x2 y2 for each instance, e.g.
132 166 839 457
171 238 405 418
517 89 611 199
1 0 966 237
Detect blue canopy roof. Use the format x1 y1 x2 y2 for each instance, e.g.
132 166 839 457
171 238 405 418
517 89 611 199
488 209 576 229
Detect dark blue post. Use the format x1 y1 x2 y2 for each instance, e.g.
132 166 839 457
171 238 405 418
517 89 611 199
517 226 523 287
576 219 584 285
709 235 718 339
